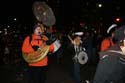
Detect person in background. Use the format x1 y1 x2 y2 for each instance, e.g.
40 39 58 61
22 24 54 83
100 24 117 52
0 35 5 65
93 25 125 83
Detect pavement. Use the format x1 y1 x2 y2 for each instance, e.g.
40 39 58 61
0 54 97 83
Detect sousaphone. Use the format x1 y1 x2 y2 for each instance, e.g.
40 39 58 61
22 1 57 63
22 44 50 63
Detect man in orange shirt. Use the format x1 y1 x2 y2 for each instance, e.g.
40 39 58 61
22 24 54 83
100 24 117 52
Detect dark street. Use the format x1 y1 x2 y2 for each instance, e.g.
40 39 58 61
0 55 97 83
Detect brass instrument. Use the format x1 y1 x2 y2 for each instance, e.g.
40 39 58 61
22 23 50 63
22 40 50 63
22 1 57 63
22 22 49 63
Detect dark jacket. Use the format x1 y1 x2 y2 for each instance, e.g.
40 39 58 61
93 44 125 83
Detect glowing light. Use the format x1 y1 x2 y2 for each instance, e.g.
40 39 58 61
116 18 120 22
98 4 102 7
14 18 17 21
0 31 2 33
7 25 10 28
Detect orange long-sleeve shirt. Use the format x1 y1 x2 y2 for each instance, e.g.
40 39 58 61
22 34 54 67
100 38 114 51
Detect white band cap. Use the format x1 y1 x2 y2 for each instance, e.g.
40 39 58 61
107 24 117 34
74 32 84 36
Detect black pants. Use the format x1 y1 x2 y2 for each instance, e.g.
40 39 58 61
69 62 81 83
28 66 48 83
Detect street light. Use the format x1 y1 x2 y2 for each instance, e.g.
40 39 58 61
14 18 17 21
98 4 102 8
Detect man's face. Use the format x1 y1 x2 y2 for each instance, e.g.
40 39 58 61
34 26 42 36
74 36 82 45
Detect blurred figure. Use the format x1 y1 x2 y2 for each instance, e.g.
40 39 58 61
93 25 125 83
100 24 117 52
100 24 117 59
82 31 95 64
0 35 5 65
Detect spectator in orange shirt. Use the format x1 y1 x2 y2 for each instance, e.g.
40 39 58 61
22 24 55 83
100 24 117 52
100 24 117 59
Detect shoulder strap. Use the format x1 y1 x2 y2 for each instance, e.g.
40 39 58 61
29 34 32 45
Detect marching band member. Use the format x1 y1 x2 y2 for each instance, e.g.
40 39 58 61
22 24 54 83
67 32 86 83
22 1 59 83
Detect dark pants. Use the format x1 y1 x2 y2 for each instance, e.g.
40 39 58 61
70 62 81 83
28 66 48 83
74 62 81 83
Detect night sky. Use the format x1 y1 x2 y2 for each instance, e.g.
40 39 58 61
0 0 125 31
0 0 34 23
